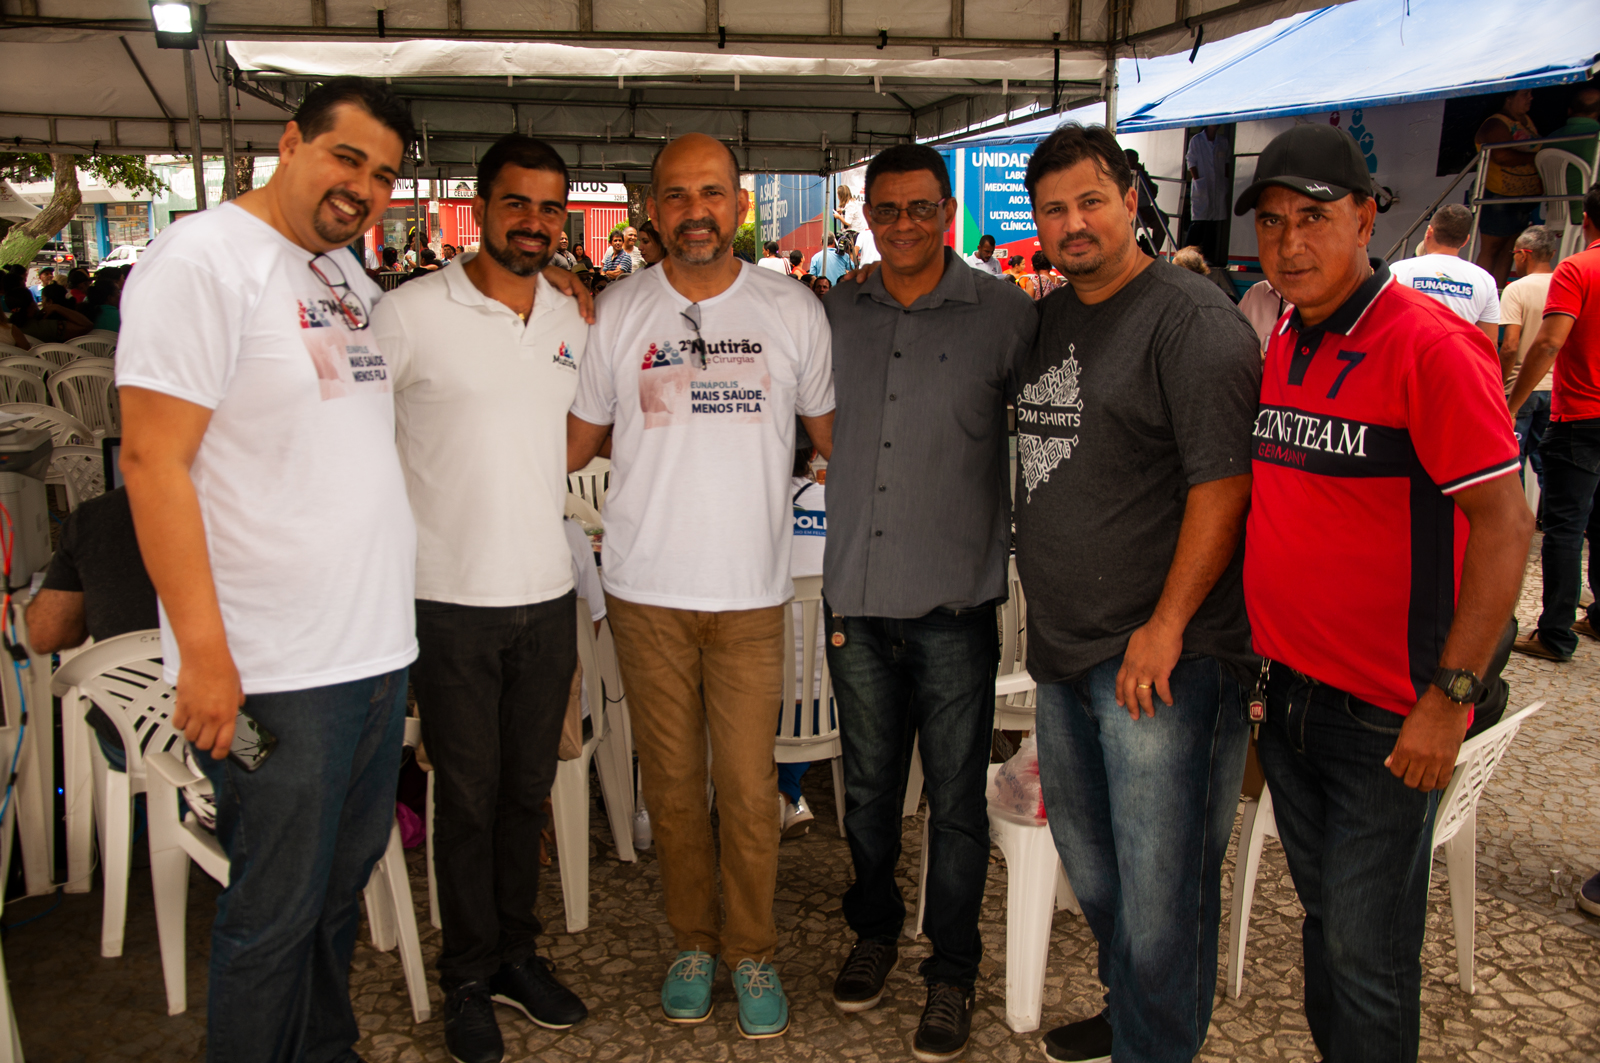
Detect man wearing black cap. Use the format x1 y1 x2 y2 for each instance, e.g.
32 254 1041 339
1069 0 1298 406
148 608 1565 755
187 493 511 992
1238 123 1532 1063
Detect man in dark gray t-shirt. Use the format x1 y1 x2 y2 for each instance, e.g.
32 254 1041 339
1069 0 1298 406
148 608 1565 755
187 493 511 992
1018 125 1261 1063
820 144 1037 1063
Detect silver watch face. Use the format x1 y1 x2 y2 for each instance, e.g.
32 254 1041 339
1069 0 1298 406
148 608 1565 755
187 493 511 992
1448 674 1473 700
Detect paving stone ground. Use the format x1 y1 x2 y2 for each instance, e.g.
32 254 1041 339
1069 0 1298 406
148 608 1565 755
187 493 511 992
6 538 1598 1062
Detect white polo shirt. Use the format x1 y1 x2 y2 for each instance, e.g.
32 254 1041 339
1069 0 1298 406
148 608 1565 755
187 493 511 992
374 255 588 606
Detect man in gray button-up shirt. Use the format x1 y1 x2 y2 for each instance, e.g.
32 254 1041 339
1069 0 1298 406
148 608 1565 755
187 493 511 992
819 143 1037 1063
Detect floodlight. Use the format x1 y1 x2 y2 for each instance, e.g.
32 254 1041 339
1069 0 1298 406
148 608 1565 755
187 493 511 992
151 1 206 48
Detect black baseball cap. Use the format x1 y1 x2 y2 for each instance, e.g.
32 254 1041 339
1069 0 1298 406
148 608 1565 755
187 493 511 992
1234 123 1374 215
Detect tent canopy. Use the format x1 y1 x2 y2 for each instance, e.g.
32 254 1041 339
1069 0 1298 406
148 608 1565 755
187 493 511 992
1115 0 1600 132
0 0 1345 177
0 180 39 220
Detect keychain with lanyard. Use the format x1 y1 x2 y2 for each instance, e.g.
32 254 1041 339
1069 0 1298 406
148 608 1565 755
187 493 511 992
1248 658 1269 724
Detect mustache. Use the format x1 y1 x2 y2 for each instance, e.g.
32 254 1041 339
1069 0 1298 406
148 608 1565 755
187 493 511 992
673 217 721 239
1054 230 1101 249
503 229 549 249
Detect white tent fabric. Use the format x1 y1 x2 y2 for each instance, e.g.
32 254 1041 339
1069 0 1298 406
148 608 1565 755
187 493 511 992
0 181 40 221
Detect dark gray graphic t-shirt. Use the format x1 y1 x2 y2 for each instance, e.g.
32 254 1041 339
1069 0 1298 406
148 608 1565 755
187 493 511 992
1013 259 1262 684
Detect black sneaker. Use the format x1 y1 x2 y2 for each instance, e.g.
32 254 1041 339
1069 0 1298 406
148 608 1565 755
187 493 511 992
912 982 973 1063
831 937 899 1012
443 980 504 1063
489 956 589 1030
1042 1011 1113 1063
1580 871 1600 916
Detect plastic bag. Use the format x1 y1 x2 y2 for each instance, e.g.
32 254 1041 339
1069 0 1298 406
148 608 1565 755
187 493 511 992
986 735 1046 824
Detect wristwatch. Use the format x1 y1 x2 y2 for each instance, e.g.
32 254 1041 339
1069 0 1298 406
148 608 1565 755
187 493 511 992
1431 667 1487 705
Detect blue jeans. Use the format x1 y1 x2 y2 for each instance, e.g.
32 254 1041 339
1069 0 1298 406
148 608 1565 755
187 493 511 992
1034 653 1248 1063
197 668 409 1063
1535 417 1600 657
1514 389 1550 492
826 603 999 988
1255 663 1439 1063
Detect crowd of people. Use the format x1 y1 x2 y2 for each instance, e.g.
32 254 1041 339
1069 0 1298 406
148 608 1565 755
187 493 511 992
79 69 1599 1063
1 261 130 347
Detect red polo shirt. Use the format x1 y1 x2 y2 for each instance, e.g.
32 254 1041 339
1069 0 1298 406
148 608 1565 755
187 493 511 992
1547 239 1600 422
1244 264 1520 716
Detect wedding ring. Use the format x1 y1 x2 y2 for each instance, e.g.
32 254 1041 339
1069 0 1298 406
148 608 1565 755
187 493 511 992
1136 682 1152 689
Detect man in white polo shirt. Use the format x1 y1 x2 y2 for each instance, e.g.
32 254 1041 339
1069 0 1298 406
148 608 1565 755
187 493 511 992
568 132 835 1041
1389 203 1500 344
373 134 589 1063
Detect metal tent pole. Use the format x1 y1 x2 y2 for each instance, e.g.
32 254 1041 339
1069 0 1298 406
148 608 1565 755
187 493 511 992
182 48 208 210
216 42 237 199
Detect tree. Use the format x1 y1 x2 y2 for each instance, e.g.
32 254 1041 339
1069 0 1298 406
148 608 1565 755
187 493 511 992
732 220 758 262
0 153 167 268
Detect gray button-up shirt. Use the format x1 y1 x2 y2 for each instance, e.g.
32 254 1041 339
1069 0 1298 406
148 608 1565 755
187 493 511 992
822 248 1039 618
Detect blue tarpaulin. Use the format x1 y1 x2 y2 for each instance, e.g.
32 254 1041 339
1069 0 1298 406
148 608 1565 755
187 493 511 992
950 0 1599 145
1116 0 1600 132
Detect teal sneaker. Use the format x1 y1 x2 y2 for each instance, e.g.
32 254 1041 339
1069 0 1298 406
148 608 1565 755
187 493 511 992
661 951 717 1023
732 959 790 1039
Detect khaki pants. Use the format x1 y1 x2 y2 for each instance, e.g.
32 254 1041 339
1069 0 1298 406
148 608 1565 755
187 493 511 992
605 593 784 966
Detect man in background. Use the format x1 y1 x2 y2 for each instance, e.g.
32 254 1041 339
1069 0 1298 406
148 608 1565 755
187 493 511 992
624 225 646 270
1510 188 1600 663
964 233 1003 275
810 233 853 285
1389 204 1500 344
1184 125 1231 265
1500 225 1561 496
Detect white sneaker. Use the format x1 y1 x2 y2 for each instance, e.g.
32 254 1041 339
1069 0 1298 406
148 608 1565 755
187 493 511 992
632 807 653 851
781 794 814 839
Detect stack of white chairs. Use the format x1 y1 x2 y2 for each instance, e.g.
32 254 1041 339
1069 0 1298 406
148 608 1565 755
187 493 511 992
24 343 85 370
776 575 847 836
0 356 52 381
47 361 118 436
69 332 117 358
1227 700 1546 999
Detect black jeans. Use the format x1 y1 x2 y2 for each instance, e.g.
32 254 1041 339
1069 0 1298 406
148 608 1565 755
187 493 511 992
412 592 576 984
1256 665 1440 1063
1535 417 1600 657
825 602 999 988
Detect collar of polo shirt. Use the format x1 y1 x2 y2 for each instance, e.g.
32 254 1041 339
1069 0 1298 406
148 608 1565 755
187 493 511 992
851 247 982 312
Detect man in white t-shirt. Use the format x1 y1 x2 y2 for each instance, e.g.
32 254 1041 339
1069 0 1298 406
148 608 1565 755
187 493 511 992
758 240 790 274
373 134 589 1063
567 132 836 1040
624 225 646 270
115 79 421 1063
964 234 1004 275
1389 203 1501 344
1185 124 1232 265
1500 225 1560 492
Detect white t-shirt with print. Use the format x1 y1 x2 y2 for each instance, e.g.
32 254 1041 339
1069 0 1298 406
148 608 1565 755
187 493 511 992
116 203 417 693
375 257 586 607
571 262 835 611
1390 253 1501 326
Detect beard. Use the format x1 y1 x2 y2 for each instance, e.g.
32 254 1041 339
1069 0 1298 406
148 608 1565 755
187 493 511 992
311 188 370 245
484 227 552 277
666 215 730 266
1051 226 1134 278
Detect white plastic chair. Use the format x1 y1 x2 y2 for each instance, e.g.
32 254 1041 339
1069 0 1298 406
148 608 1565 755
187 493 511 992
567 456 610 513
47 363 118 436
48 629 176 958
46 443 106 512
25 342 87 370
0 344 31 362
550 598 638 931
0 724 27 1062
0 402 95 446
69 334 117 358
0 367 45 406
423 597 637 935
1535 148 1593 260
1227 700 1546 999
0 354 55 380
776 574 846 836
143 718 432 1023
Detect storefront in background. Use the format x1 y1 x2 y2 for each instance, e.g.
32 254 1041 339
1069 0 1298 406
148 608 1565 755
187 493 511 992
368 180 633 265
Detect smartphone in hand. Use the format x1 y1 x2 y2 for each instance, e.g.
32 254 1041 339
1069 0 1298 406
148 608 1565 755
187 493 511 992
228 709 277 772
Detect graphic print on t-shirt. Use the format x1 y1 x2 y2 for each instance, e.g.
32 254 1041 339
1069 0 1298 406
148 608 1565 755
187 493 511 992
638 332 773 429
297 295 391 401
1015 344 1084 501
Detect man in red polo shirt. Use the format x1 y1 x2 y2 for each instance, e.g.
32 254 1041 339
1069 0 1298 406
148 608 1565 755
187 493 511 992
1508 186 1600 662
1238 124 1533 1063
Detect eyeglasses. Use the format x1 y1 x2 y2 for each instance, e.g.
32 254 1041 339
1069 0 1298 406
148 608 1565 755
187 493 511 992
680 303 707 369
308 253 370 331
866 199 949 226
